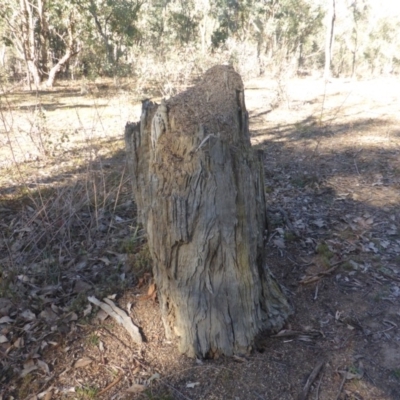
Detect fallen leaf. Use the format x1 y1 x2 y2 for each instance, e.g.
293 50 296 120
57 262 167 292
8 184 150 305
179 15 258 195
20 365 38 377
14 337 24 348
73 357 93 368
125 384 146 393
0 334 8 343
380 240 390 249
17 274 30 282
312 219 326 228
65 312 78 322
21 309 36 321
0 298 13 315
39 308 58 322
0 316 13 324
38 386 53 400
73 280 92 293
99 257 111 266
83 304 92 317
148 373 160 382
132 366 141 375
273 238 285 249
186 382 200 388
37 359 50 374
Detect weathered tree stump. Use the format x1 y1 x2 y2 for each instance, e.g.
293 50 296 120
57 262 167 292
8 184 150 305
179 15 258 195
125 65 291 358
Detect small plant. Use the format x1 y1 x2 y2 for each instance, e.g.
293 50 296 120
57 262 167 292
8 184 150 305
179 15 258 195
372 289 388 302
69 292 88 313
348 365 360 375
75 386 99 399
144 390 175 400
342 261 355 271
126 244 153 275
18 374 40 399
284 231 297 243
316 242 334 268
391 368 400 380
120 225 141 254
87 333 100 347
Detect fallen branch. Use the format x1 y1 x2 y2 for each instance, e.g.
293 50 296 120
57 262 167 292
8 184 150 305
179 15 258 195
299 261 344 285
272 329 323 340
98 374 123 396
335 371 347 400
297 359 325 400
88 296 142 344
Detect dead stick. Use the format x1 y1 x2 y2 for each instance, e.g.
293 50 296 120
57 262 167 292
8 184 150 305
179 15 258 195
98 375 123 396
297 360 325 400
300 261 344 284
315 372 323 400
335 372 347 400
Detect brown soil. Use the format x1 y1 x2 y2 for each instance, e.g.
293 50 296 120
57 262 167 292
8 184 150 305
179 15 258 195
1 75 400 400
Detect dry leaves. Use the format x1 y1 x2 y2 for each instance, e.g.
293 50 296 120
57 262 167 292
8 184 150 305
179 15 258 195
73 357 93 369
125 384 147 393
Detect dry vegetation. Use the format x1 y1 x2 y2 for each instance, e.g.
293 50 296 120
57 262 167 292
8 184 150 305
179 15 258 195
1 72 400 400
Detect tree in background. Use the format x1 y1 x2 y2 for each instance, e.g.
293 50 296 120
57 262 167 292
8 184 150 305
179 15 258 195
1 0 49 88
73 0 143 77
324 0 335 78
1 0 400 89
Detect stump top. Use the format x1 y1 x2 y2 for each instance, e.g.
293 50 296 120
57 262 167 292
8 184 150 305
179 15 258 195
165 65 247 144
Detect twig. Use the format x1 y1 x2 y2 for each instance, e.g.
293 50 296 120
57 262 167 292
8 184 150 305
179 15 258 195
335 371 347 400
297 360 325 400
354 158 360 176
315 371 323 400
299 260 344 285
159 379 193 400
378 271 400 283
314 284 319 301
98 375 123 396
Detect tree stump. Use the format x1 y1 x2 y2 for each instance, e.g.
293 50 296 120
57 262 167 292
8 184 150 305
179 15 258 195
125 65 292 358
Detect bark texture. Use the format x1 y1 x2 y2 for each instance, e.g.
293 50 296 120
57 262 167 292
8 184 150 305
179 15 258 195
125 65 291 358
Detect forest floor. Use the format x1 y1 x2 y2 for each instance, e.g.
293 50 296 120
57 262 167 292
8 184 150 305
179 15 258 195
0 73 400 400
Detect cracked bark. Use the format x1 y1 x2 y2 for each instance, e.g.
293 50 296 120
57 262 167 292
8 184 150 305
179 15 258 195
125 65 292 358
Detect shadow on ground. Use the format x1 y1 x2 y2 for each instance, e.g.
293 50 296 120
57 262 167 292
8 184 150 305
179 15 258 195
0 109 399 399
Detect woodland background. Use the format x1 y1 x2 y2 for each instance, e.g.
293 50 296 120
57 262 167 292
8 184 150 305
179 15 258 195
1 0 400 92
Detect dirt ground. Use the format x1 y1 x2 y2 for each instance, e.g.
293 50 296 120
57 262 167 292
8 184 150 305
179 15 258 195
1 73 400 400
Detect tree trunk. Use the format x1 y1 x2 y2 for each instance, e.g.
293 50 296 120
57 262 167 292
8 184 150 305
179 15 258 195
324 0 336 79
46 48 74 87
46 15 77 88
125 65 292 358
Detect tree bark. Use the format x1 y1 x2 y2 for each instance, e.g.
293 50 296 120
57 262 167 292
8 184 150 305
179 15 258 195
125 65 292 358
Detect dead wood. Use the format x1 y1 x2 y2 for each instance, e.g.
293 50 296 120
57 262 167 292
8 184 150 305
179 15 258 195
297 359 325 400
125 65 292 357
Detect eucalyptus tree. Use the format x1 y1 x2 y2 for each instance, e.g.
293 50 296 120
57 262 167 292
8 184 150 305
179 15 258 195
72 0 143 76
0 0 81 88
0 0 49 88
